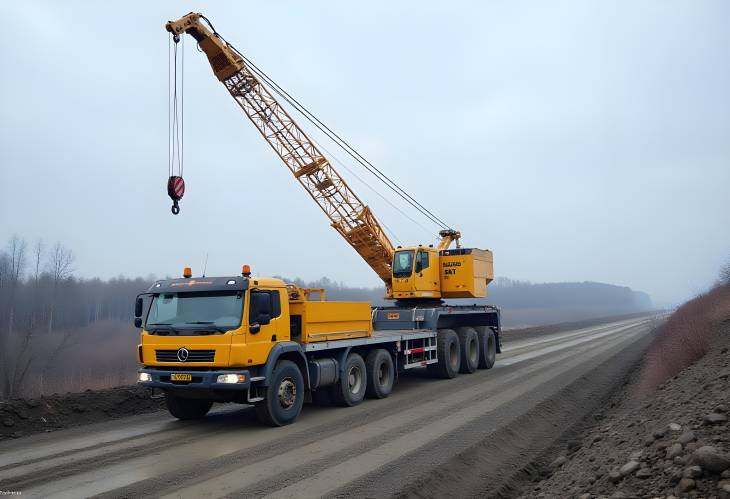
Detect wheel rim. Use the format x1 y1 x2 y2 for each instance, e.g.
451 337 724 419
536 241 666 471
468 337 478 365
378 361 390 386
348 365 363 393
278 377 297 409
449 342 458 368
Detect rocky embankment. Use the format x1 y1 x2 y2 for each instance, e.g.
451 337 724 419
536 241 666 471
521 320 730 499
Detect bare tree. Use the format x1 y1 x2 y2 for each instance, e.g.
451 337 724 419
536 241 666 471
47 242 74 333
8 234 27 284
33 239 43 285
720 258 730 284
5 235 26 337
0 251 9 290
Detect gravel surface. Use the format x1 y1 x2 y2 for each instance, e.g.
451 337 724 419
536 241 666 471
0 317 655 498
520 320 730 499
0 314 651 442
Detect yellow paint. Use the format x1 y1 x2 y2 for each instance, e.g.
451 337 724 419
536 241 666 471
290 300 372 343
440 249 493 298
164 13 496 305
140 278 371 369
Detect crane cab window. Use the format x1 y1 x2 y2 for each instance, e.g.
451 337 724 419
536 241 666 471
415 251 429 273
393 250 415 277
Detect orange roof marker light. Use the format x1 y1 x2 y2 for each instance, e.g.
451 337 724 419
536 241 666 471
183 267 192 278
242 265 252 277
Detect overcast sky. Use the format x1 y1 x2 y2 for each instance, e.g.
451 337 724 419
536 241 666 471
1 1 728 306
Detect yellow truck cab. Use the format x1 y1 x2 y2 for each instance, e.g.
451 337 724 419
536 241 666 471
136 266 501 426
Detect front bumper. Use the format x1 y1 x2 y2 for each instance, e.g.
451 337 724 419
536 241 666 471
138 367 252 391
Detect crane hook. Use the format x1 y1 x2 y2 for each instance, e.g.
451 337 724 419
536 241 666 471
167 176 185 216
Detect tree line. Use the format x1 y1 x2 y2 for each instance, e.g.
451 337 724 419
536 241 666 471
0 235 149 398
0 233 663 399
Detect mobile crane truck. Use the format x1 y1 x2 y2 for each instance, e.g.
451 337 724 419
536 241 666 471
135 12 501 426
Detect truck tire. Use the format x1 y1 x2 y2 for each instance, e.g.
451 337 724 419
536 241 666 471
476 326 497 369
330 352 367 407
457 327 479 374
255 360 304 427
365 349 394 399
431 329 460 379
165 392 213 420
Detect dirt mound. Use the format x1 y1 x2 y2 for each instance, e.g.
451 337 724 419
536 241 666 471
520 320 730 499
0 385 163 440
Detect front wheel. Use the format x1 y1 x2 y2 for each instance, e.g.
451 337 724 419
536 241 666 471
165 392 213 420
255 360 305 427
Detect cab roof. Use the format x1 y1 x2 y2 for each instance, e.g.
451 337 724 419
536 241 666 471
148 276 287 294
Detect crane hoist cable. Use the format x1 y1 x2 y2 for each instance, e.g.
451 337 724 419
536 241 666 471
242 55 451 231
167 34 186 215
310 136 432 242
196 15 452 231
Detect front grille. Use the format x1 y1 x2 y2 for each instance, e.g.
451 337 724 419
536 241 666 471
155 349 215 362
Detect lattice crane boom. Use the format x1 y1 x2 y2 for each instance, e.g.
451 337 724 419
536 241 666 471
166 13 395 292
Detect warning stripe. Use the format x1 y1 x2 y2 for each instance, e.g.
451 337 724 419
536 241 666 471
173 178 185 197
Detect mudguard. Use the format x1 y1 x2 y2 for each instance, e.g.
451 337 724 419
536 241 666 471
261 341 310 388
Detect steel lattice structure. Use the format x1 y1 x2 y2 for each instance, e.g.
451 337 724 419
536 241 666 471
223 71 395 286
167 13 395 291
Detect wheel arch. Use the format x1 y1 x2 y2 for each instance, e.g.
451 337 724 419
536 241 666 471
262 342 310 389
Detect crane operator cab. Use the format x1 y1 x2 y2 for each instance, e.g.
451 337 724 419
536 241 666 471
391 245 494 301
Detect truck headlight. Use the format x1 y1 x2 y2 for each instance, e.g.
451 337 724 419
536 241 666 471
217 374 246 384
138 372 152 382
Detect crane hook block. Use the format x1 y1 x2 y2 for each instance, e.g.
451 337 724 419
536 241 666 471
167 176 185 216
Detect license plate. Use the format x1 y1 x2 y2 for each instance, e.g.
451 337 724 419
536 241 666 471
171 373 192 382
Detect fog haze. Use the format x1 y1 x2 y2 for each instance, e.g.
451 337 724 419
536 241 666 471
1 1 728 306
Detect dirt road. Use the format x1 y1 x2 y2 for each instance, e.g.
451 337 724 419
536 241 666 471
0 316 658 498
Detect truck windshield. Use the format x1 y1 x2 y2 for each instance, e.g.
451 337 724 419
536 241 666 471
146 291 244 332
392 250 415 277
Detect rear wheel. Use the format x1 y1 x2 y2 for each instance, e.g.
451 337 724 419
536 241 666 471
430 329 460 379
255 360 304 427
165 392 213 420
330 353 367 406
457 327 479 374
476 326 497 369
365 349 394 399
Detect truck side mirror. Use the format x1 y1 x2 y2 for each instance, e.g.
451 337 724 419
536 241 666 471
249 291 272 331
134 317 143 328
134 296 144 318
415 261 422 274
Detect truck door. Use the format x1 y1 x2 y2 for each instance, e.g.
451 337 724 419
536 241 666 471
413 249 440 297
245 288 285 365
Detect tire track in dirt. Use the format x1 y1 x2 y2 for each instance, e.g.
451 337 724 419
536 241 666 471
0 317 656 499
